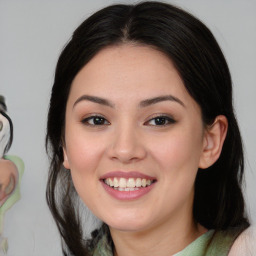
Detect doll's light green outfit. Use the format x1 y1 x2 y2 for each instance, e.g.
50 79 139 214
91 226 240 256
0 155 24 253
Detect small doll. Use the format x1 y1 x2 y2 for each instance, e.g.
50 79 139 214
0 96 24 254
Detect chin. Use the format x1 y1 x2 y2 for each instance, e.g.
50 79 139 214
105 215 151 233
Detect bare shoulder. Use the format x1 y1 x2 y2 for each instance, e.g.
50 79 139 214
228 226 256 256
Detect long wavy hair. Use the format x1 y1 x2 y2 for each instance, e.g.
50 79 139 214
46 2 249 255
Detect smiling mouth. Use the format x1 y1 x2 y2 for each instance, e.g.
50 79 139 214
103 177 155 191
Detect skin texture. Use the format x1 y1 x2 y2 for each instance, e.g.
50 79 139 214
63 44 227 256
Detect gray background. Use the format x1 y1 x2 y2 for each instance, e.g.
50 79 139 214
0 0 255 255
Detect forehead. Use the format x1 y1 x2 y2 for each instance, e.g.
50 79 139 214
68 44 196 108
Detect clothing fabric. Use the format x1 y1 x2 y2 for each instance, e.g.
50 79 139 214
91 228 239 256
173 229 237 256
228 226 256 256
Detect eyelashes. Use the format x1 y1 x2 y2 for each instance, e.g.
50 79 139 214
82 115 110 126
81 114 176 127
144 115 176 126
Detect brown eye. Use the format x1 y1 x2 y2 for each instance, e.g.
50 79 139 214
145 116 176 126
82 116 110 126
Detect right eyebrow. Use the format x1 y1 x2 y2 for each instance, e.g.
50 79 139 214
139 95 185 108
73 95 115 109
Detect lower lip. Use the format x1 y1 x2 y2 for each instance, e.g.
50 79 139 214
101 181 155 200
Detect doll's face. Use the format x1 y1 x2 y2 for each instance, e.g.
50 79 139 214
63 44 211 233
0 159 18 206
0 113 10 158
0 112 17 207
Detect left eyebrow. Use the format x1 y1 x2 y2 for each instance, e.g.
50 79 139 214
139 95 185 108
73 95 115 109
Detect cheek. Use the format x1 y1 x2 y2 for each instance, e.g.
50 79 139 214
151 130 203 172
64 128 115 208
149 133 202 213
67 138 103 209
65 127 105 172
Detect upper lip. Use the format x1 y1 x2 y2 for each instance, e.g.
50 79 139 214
100 171 156 180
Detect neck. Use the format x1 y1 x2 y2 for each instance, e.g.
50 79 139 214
110 212 207 256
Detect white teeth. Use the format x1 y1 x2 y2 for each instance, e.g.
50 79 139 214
114 187 140 191
113 177 119 188
104 177 153 189
119 178 126 188
135 178 141 187
127 178 135 188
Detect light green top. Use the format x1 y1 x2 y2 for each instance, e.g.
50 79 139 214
92 228 237 256
173 229 235 256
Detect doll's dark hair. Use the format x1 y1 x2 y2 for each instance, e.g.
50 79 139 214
46 2 249 255
0 96 13 154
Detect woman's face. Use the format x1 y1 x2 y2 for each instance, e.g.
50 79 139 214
63 44 208 233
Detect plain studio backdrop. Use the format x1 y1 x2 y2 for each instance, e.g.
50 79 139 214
0 0 255 255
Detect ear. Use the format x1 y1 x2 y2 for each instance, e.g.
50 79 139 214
63 147 70 170
199 115 228 169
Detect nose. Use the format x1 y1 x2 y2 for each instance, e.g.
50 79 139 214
107 124 147 164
